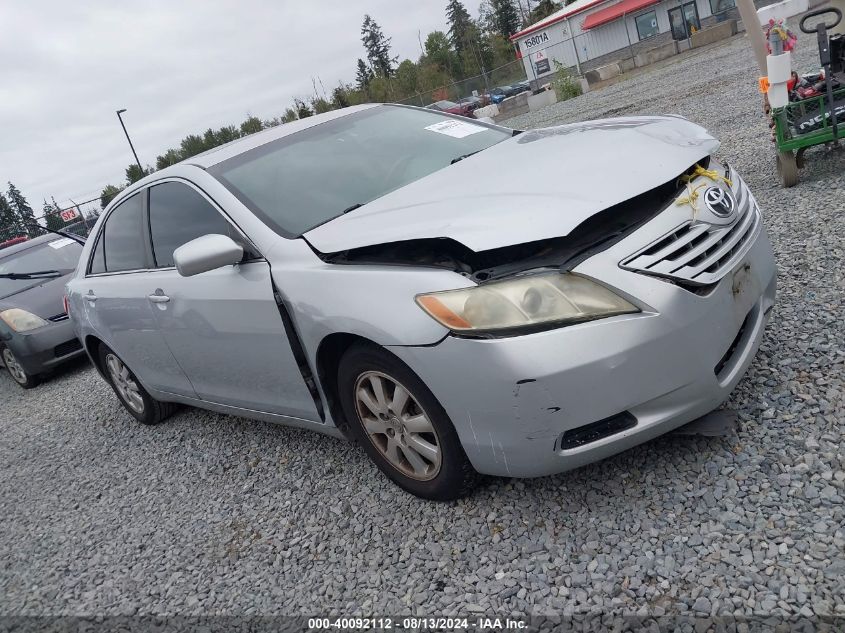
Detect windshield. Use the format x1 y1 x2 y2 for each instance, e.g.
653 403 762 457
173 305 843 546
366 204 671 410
209 105 512 237
0 239 82 299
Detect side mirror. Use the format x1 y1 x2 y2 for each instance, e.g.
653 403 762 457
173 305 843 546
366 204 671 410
173 234 243 277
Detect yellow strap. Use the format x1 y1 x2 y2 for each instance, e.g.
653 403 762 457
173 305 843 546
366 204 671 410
676 164 734 216
679 163 733 187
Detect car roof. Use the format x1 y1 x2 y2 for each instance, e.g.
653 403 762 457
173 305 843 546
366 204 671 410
0 233 68 259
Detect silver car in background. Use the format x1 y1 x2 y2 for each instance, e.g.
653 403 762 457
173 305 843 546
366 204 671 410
66 104 776 500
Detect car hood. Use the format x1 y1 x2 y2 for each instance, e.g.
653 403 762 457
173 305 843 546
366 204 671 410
304 115 719 254
0 274 70 319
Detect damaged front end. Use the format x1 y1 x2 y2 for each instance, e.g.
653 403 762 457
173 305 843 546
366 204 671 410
313 160 711 284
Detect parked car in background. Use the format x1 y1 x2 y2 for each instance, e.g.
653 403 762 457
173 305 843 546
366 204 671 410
67 104 776 500
487 85 519 104
510 81 532 94
425 100 476 118
1 234 86 388
456 95 485 112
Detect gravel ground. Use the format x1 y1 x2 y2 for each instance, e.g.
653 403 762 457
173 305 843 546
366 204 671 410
2 28 844 623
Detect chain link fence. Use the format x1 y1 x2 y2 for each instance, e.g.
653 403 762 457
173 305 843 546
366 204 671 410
1 198 98 247
396 59 531 108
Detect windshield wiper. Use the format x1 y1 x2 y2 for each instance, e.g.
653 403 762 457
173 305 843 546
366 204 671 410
26 223 86 245
450 150 482 165
341 203 365 214
0 269 63 280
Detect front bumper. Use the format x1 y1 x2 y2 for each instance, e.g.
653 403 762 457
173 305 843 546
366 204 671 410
1 319 84 375
388 214 777 478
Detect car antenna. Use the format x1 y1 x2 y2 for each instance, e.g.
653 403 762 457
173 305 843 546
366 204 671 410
27 223 86 245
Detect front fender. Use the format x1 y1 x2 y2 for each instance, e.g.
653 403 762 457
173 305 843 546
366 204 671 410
265 238 471 364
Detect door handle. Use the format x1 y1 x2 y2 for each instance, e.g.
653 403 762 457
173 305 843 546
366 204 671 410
148 293 170 304
85 292 97 302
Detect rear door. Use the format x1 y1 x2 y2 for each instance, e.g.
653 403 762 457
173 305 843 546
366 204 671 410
142 179 319 419
82 192 195 396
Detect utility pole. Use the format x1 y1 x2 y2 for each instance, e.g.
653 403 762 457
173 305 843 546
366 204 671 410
115 109 142 172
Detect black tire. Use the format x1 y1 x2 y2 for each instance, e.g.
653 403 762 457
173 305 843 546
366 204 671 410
1 346 40 389
777 151 799 188
337 342 478 501
98 344 177 425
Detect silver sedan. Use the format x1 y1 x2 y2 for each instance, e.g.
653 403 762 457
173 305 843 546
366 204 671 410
66 104 776 500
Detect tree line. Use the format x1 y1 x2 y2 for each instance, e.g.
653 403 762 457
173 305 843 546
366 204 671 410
91 1 562 210
2 1 564 241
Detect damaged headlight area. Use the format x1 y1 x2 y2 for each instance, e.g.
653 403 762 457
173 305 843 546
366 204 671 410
0 308 48 333
416 273 638 335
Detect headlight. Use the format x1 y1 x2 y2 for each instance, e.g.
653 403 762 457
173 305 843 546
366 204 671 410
416 273 638 333
0 308 49 332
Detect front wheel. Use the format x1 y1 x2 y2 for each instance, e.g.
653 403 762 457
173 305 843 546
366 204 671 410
338 343 478 500
1 346 40 389
99 344 177 425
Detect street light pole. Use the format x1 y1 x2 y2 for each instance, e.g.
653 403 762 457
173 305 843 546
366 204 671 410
115 109 142 172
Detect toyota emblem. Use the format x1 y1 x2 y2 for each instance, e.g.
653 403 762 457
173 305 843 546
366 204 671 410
703 187 736 218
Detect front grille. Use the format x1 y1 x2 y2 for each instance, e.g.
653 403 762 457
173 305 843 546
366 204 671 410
620 169 760 286
54 338 82 358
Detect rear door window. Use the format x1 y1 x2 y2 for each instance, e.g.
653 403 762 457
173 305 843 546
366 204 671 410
148 181 248 268
89 233 106 274
101 194 146 272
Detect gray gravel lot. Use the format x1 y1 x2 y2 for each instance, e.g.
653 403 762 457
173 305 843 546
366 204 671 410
2 30 844 620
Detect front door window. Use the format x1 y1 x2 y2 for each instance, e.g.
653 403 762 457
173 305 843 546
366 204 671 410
669 2 701 40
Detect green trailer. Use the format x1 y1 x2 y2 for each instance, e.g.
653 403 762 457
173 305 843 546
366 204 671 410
772 8 844 187
772 84 845 186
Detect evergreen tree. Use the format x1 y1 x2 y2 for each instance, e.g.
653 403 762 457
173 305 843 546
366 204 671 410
492 0 521 38
361 15 397 78
529 0 559 23
100 185 122 210
423 31 457 76
216 125 241 144
446 0 474 55
6 182 37 237
125 164 154 185
202 128 217 149
239 117 262 136
179 134 207 159
156 149 182 170
0 193 22 241
355 58 374 92
43 200 64 231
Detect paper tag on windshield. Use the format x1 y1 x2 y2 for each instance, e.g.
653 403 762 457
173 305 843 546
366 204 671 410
425 119 485 138
48 238 75 249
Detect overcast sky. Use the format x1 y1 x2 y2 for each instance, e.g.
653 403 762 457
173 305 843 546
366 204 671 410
0 1 472 214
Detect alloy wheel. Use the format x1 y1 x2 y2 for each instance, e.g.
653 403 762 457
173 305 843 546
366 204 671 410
2 348 28 385
354 371 442 481
105 353 145 414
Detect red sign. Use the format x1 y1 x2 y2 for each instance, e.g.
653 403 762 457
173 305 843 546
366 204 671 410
60 208 79 222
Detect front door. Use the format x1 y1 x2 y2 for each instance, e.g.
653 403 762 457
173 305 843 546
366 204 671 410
84 192 195 397
143 180 319 420
669 2 701 40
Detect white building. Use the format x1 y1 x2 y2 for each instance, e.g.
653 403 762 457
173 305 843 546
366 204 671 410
511 0 741 79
